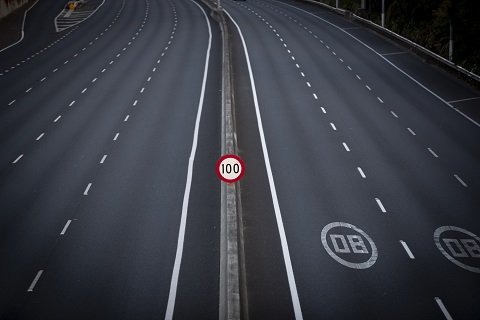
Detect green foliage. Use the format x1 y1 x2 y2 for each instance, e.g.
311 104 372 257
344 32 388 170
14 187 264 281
315 0 479 73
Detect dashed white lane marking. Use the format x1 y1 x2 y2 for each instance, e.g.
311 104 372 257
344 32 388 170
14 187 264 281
399 240 415 259
53 68 58 72
295 64 300 68
60 220 72 235
8 100 16 105
377 97 383 103
100 155 107 164
347 66 352 70
27 270 43 292
291 56 295 60
41 77 46 81
113 133 119 140
64 60 69 64
342 142 350 151
13 154 24 164
306 82 311 87
454 174 467 187
321 107 326 113
407 128 416 135
313 93 318 100
83 183 92 195
140 88 145 93
36 133 45 141
26 87 32 92
357 167 366 178
356 75 361 80
428 148 439 158
102 68 106 72
153 67 156 72
109 61 114 64
366 85 371 90
133 100 138 106
435 297 453 320
332 52 336 55
69 101 75 106
330 122 336 130
92 78 97 82
326 45 329 49
390 111 398 118
375 198 386 212
54 115 61 122
339 58 343 62
81 88 87 93
300 72 305 77
147 77 151 81
124 115 130 121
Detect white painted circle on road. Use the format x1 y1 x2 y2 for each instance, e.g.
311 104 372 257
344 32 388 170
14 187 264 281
321 222 378 269
434 226 480 273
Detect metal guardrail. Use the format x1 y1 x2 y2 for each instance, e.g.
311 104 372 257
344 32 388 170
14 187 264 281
302 0 480 89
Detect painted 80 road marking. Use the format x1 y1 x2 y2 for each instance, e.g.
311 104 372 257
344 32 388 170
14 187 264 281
321 222 378 269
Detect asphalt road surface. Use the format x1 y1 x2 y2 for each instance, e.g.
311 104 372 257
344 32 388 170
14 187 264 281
222 0 480 319
1 0 480 319
0 0 221 318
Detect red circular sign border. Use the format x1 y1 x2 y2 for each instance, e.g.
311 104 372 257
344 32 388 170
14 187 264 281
216 154 245 183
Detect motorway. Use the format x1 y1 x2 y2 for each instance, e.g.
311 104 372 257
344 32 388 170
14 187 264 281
222 0 480 319
0 0 221 318
0 0 479 319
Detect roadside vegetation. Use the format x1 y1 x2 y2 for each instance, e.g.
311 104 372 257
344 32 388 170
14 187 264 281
316 0 480 74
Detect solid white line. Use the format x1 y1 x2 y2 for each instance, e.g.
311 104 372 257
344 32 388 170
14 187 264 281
321 107 326 113
224 8 304 320
54 115 61 122
60 220 72 235
428 148 439 158
399 240 415 259
435 297 453 320
13 154 24 164
448 96 480 104
0 0 40 53
454 174 467 187
313 93 318 99
342 142 350 151
391 111 398 118
330 122 336 130
36 133 45 141
113 133 119 140
100 155 107 164
407 127 416 135
8 100 16 105
124 115 129 121
357 167 366 178
27 270 43 292
377 97 383 103
165 2 211 319
375 198 386 212
83 183 92 195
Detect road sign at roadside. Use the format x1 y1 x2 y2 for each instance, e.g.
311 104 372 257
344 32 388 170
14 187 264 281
216 154 245 183
69 3 75 10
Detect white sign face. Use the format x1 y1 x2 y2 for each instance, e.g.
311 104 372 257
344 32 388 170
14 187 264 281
434 226 480 273
321 222 378 269
216 154 245 183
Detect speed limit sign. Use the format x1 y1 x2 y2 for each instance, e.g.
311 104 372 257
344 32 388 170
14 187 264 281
216 154 245 183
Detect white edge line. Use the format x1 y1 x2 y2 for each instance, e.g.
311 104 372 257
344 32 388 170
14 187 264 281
271 0 480 129
0 0 40 53
164 2 211 319
224 8 304 320
435 297 453 320
60 220 72 235
27 270 43 291
399 240 415 259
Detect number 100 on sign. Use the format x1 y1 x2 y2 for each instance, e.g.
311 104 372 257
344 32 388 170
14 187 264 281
216 154 245 183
